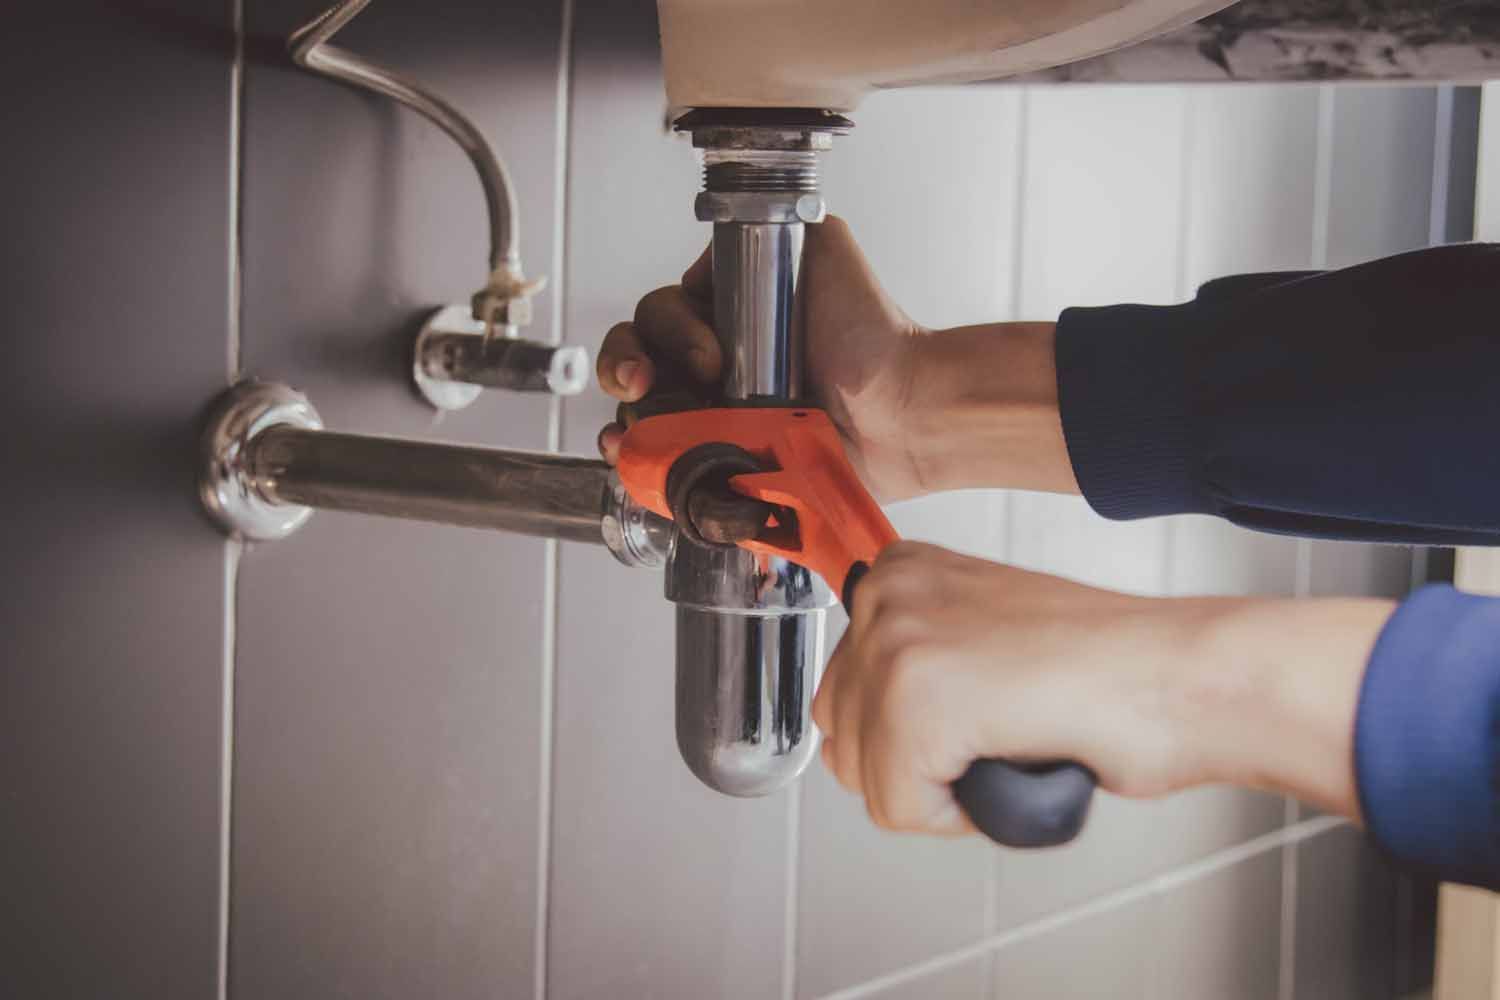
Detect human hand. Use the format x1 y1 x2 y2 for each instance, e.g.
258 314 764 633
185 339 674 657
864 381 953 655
812 541 1387 836
596 215 937 501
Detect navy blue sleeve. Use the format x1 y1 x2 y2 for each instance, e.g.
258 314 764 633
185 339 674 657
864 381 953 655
1358 585 1500 889
1055 244 1500 544
1054 245 1500 888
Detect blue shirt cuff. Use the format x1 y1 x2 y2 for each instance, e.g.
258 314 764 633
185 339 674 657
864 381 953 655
1356 585 1500 889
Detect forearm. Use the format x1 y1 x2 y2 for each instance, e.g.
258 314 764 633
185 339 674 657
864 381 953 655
1056 244 1500 543
904 321 1079 495
1173 597 1395 820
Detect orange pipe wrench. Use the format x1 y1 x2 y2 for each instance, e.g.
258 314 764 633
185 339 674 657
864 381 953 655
616 406 896 606
616 404 1098 849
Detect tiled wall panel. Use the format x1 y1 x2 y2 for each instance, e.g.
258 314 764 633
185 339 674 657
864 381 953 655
869 958 991 1000
230 2 562 996
0 5 233 997
1151 850 1284 1000
1293 826 1398 1000
550 3 792 997
1325 87 1439 271
795 88 1025 999
1006 87 1184 601
1167 85 1323 601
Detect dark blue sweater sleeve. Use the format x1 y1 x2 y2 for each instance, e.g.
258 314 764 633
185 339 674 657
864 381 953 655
1358 586 1500 889
1054 245 1500 889
1055 244 1500 544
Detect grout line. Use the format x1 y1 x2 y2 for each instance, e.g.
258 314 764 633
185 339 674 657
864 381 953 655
781 782 802 1000
1159 89 1197 600
1393 862 1414 993
1007 89 1031 321
226 0 245 383
535 535 559 1000
1151 816 1342 895
1293 85 1335 609
983 90 1031 1000
1310 85 1335 271
1277 797 1300 1000
1409 547 1431 592
216 538 242 1000
217 6 245 999
816 816 1347 1000
1294 540 1312 598
534 2 575 997
1476 82 1498 239
1429 85 1455 248
1274 85 1339 1000
1172 90 1197 303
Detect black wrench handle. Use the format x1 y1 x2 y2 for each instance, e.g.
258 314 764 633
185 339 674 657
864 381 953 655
842 561 1097 849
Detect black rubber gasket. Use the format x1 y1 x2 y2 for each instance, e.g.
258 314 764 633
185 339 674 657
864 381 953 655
665 443 767 548
672 107 854 133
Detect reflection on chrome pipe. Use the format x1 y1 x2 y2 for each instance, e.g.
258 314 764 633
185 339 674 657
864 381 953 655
198 380 670 566
675 605 825 797
248 426 613 545
668 539 831 796
665 113 846 798
711 221 805 401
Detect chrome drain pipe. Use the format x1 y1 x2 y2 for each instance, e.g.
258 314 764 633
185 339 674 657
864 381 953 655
665 109 850 797
199 381 670 567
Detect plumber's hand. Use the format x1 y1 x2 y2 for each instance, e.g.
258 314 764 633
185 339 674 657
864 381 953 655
811 541 1383 836
596 215 1077 499
812 541 1198 834
597 216 935 501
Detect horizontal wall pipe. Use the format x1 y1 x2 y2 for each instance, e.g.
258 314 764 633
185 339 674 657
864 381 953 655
247 425 616 546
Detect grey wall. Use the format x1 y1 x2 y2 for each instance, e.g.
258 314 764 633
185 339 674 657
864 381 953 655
1 5 233 996
2 2 1458 998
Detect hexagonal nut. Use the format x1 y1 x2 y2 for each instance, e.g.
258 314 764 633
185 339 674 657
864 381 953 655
695 190 815 224
694 190 737 223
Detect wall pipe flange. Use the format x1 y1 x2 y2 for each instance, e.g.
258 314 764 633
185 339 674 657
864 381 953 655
413 305 485 411
199 380 323 541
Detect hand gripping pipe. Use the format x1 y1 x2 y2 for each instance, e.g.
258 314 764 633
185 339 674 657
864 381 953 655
654 110 1096 846
662 110 849 797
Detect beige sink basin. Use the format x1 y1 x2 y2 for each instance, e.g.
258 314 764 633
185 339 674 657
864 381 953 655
658 0 1235 110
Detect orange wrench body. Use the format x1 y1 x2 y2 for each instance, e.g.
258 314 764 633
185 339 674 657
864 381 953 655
617 403 1097 850
616 406 898 603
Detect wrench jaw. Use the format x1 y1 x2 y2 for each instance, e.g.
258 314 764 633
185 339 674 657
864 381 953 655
617 406 898 605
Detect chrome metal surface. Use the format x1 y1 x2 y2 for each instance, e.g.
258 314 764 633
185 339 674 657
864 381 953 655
694 190 827 225
665 117 845 797
288 0 519 273
709 222 805 401
675 604 826 797
665 540 831 614
247 427 615 545
199 381 671 554
199 381 324 541
413 305 588 410
602 474 675 569
413 305 484 411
